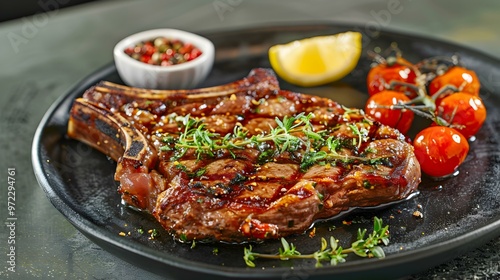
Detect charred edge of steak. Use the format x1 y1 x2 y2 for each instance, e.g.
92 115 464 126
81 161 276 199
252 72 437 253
68 98 158 209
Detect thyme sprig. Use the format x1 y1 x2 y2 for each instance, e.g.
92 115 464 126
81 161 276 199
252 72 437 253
243 217 389 268
160 112 390 169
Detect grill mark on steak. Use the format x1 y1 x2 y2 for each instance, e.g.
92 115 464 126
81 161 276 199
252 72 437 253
67 68 421 243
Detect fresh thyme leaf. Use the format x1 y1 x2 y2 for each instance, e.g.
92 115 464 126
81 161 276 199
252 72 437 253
303 129 323 141
326 136 341 154
370 246 385 258
357 228 367 240
162 135 176 144
159 145 172 152
373 216 382 231
274 116 285 131
278 238 301 259
348 123 363 150
194 168 206 178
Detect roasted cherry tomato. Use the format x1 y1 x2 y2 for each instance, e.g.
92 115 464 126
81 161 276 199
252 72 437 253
435 92 487 139
367 57 418 97
429 66 480 104
413 126 469 178
365 90 414 134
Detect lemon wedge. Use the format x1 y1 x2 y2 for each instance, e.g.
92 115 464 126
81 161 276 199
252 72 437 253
268 31 362 87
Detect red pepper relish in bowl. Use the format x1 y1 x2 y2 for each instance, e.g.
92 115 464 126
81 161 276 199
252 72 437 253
124 37 203 66
114 28 214 89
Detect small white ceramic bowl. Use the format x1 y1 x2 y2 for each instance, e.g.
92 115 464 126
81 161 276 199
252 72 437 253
114 28 214 89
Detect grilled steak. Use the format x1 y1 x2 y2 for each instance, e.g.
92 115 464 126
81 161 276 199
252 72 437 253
67 68 421 243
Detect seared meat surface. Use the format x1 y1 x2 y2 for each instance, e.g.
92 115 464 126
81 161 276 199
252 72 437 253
67 69 420 243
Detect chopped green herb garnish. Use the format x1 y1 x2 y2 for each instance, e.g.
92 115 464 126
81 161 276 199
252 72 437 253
160 113 390 171
150 229 159 239
179 233 187 242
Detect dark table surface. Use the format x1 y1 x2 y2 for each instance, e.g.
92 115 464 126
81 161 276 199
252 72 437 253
0 0 499 279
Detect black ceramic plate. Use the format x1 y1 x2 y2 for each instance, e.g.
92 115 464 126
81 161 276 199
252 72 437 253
33 24 500 280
